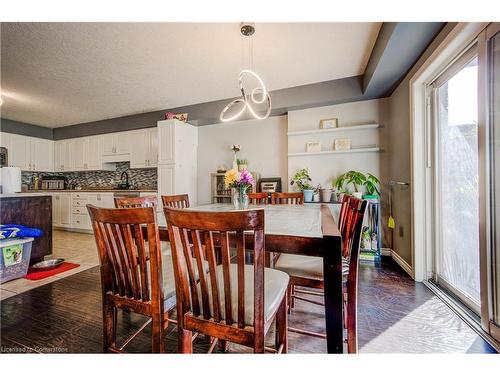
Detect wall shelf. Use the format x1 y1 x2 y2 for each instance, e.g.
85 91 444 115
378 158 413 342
287 123 380 136
288 147 380 157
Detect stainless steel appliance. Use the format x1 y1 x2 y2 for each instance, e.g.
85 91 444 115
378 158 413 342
41 176 67 190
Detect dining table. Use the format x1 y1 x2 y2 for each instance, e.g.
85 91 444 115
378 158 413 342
157 203 343 353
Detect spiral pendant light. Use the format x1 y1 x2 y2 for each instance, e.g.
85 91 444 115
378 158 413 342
220 23 272 122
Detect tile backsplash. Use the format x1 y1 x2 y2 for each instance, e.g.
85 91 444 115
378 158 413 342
22 162 157 190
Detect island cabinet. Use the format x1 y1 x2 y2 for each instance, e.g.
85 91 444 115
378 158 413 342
0 194 52 264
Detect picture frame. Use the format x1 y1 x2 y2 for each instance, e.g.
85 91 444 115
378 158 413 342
334 138 351 151
306 141 321 153
259 177 282 193
319 118 338 129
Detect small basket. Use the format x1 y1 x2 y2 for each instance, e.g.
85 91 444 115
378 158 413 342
0 237 34 283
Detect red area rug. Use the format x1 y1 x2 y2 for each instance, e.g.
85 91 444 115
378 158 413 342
24 262 80 281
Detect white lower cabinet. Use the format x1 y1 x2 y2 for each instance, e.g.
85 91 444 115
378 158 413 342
51 192 115 231
52 193 71 228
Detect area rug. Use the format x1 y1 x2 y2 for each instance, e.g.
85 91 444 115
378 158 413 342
24 262 80 281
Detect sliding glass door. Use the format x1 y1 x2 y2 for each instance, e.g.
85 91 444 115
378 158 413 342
431 47 481 312
485 24 500 341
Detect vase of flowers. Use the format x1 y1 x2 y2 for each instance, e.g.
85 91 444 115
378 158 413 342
225 169 254 210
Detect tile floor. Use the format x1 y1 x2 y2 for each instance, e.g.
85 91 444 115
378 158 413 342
0 230 99 300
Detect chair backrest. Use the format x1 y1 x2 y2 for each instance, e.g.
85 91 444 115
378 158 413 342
342 197 368 260
162 194 190 209
270 192 304 205
338 194 351 231
114 195 157 209
247 192 269 204
87 205 163 304
163 207 265 331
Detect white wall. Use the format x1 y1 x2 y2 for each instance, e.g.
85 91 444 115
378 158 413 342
197 116 288 204
287 99 389 192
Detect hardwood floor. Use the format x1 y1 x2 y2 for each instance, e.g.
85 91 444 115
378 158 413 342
0 250 497 353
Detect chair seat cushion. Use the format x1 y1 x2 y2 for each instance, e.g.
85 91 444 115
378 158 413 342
275 254 349 281
198 264 289 326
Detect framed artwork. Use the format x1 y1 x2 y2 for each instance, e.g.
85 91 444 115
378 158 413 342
259 178 282 193
306 141 321 153
334 138 351 151
320 118 338 129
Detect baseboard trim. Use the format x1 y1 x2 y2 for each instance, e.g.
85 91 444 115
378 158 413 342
381 248 414 279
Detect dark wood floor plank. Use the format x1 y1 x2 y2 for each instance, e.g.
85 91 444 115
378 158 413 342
1 257 496 354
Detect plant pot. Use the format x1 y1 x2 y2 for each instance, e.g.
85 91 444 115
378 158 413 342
302 189 314 202
320 188 332 202
313 193 320 202
352 191 363 199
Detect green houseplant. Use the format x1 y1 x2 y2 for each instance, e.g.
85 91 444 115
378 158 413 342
290 168 314 202
333 171 381 199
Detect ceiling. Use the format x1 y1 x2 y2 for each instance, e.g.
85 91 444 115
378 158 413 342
0 22 381 128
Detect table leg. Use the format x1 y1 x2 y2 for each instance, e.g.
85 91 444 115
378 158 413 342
323 236 343 353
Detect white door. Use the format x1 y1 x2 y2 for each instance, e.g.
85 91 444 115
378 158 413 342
115 132 130 155
100 134 115 155
31 138 54 172
59 193 72 227
158 121 175 164
130 129 149 168
149 128 158 167
158 164 175 197
52 194 61 226
8 134 29 170
85 136 101 170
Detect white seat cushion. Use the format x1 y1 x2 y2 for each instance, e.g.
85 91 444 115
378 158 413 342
275 254 349 280
197 264 289 326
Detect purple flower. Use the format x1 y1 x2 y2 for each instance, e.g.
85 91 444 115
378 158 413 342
239 170 254 185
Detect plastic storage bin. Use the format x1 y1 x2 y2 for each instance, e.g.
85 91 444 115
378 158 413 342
0 237 34 283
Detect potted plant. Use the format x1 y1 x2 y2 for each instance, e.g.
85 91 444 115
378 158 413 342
237 158 248 171
313 185 321 202
363 173 381 199
318 184 332 202
290 168 314 202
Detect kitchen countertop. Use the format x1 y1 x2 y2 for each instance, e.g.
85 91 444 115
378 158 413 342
24 189 157 193
1 193 53 198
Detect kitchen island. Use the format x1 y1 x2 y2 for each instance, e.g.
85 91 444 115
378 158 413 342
0 193 52 264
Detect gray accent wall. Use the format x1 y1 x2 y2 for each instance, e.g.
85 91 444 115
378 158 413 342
385 23 457 268
0 118 53 139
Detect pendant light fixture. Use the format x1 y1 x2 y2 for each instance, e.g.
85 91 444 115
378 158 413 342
220 23 272 122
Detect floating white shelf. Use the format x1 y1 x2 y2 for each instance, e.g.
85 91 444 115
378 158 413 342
287 123 380 136
288 147 380 157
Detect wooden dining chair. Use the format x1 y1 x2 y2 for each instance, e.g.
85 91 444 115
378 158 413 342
274 196 367 353
247 192 269 205
270 192 304 205
164 207 289 354
87 205 168 353
161 194 190 209
114 195 158 209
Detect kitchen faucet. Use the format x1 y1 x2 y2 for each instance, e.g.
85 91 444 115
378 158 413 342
119 171 130 189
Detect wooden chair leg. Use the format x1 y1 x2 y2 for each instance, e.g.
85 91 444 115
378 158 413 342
346 290 357 354
290 284 296 309
275 292 288 354
218 340 229 352
103 304 116 352
178 328 193 353
151 315 165 353
287 284 293 314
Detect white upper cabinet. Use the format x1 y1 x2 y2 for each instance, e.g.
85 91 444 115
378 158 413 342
158 120 175 164
71 138 86 171
30 138 54 172
130 128 158 168
0 132 54 172
55 139 71 172
85 136 101 170
101 131 130 156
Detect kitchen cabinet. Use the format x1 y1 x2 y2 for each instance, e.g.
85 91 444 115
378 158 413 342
52 193 71 227
0 132 54 172
157 119 198 206
130 128 158 168
55 140 72 172
85 136 101 170
101 131 130 156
